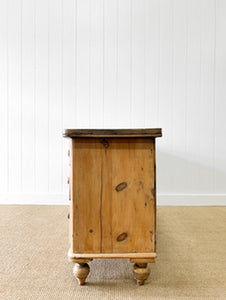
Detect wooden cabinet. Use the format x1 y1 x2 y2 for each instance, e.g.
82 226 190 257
63 129 162 285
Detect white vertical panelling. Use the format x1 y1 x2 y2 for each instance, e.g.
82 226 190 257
131 0 145 128
90 0 104 128
21 0 35 192
35 0 49 192
76 0 90 128
0 0 226 204
117 0 131 128
0 0 8 197
144 0 160 128
171 0 188 193
158 0 174 193
186 0 202 194
103 0 117 128
199 0 215 193
8 0 21 193
48 0 63 193
215 0 226 193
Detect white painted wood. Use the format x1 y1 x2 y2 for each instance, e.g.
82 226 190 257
158 0 174 193
131 0 145 128
116 0 131 128
0 0 226 205
215 0 226 194
144 0 160 128
48 0 63 193
89 0 104 128
8 0 21 193
186 0 202 195
76 0 90 128
0 0 8 196
103 0 117 128
35 0 49 193
171 0 187 194
199 0 215 194
21 0 35 192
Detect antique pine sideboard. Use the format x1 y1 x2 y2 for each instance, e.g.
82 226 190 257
63 129 162 285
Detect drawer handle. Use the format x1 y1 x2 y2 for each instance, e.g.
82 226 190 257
115 182 127 192
117 232 128 242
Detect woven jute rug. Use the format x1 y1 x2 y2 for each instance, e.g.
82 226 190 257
0 205 226 299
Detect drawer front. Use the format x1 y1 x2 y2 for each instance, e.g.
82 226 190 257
70 138 156 254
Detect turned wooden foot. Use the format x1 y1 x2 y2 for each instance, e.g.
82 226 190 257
133 263 150 285
73 263 90 285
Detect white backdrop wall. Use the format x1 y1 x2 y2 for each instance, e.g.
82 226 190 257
0 0 226 205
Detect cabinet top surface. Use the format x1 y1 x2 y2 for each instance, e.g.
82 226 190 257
63 128 162 138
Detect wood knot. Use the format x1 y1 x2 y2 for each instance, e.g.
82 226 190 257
139 181 143 188
100 138 109 148
116 232 128 242
115 182 127 192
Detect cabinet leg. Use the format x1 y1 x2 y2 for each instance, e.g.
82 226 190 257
132 263 150 285
73 262 90 285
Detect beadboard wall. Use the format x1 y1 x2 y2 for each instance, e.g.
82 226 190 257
0 0 226 205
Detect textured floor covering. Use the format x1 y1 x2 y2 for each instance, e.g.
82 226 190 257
0 205 226 300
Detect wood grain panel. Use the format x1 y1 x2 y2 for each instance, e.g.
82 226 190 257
72 139 102 253
71 137 156 254
101 138 113 252
111 138 155 253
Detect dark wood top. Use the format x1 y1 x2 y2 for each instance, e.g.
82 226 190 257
63 128 162 138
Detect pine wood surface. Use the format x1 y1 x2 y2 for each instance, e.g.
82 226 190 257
70 138 156 255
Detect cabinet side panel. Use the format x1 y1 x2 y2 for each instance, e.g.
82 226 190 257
72 138 102 253
111 138 155 253
69 140 73 248
154 139 157 253
101 141 113 252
